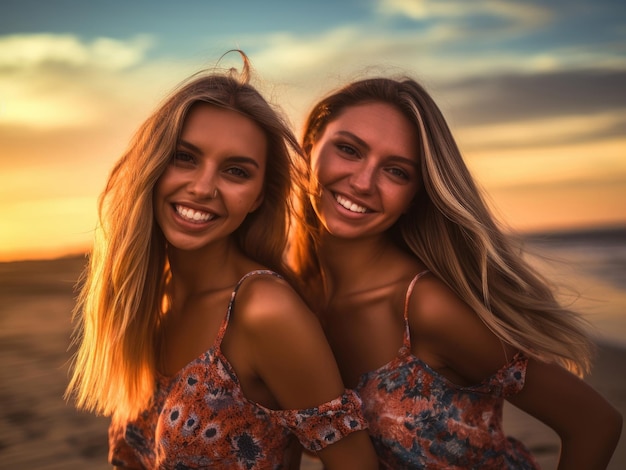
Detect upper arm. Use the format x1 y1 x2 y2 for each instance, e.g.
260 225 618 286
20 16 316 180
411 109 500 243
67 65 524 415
234 276 346 410
234 277 379 469
507 358 622 468
508 358 620 436
408 277 622 467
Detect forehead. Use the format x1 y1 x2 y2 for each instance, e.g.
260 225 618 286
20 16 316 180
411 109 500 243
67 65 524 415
325 101 420 158
182 103 268 155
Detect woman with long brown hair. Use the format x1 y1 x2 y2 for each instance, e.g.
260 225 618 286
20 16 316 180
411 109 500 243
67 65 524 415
290 76 622 469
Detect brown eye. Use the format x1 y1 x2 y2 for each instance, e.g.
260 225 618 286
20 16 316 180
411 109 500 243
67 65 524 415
337 144 357 156
386 167 409 180
225 167 250 178
173 151 195 166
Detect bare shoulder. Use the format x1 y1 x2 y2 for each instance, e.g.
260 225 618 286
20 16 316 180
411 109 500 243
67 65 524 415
226 272 345 409
407 273 477 335
407 273 512 383
230 272 317 331
235 272 308 310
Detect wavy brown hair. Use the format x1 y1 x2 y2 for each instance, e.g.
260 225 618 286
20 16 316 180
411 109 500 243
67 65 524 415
290 77 594 376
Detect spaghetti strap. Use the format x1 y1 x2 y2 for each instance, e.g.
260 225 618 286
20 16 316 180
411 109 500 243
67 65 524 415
214 270 282 347
402 270 430 348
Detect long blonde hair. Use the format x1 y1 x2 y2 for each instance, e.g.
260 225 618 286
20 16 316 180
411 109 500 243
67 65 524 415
290 77 594 376
67 51 304 422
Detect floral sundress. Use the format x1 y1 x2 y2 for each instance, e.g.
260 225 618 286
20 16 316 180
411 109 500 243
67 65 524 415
109 270 367 469
356 270 541 469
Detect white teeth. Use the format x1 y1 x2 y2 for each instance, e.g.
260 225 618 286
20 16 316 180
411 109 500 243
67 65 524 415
335 194 367 213
175 205 214 223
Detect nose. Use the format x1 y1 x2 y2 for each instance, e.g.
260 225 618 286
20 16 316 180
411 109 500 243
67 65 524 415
349 160 376 194
188 165 218 199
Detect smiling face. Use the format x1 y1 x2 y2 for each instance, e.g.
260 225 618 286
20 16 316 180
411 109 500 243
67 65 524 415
154 103 267 253
309 101 421 241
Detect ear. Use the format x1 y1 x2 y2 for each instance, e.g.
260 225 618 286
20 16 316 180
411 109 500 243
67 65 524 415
249 190 265 213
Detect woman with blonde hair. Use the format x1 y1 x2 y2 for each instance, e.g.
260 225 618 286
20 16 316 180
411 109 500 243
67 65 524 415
66 51 377 469
290 76 622 469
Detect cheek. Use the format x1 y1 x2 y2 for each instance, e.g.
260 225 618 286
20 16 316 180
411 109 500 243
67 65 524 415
235 183 265 212
383 184 419 214
154 167 178 196
311 149 342 187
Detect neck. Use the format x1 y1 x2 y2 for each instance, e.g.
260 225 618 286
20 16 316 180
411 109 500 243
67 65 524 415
167 237 252 298
318 232 399 298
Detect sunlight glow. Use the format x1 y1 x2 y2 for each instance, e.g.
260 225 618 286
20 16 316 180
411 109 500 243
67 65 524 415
466 138 626 188
487 181 626 232
458 113 624 150
0 76 102 128
0 19 624 261
0 34 158 129
0 197 97 262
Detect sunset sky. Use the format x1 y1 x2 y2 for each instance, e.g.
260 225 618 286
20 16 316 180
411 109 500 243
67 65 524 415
1 0 625 262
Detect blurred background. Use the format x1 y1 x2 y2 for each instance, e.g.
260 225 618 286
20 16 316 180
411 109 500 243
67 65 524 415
1 0 625 262
0 0 624 468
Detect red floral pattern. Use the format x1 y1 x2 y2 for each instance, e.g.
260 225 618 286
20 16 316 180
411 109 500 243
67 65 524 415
109 271 367 469
356 271 541 469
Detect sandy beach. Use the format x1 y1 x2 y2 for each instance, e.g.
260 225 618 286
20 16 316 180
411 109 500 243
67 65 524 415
0 254 624 469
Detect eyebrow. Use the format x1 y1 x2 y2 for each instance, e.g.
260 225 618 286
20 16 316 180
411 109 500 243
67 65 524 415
335 130 418 167
178 139 260 168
